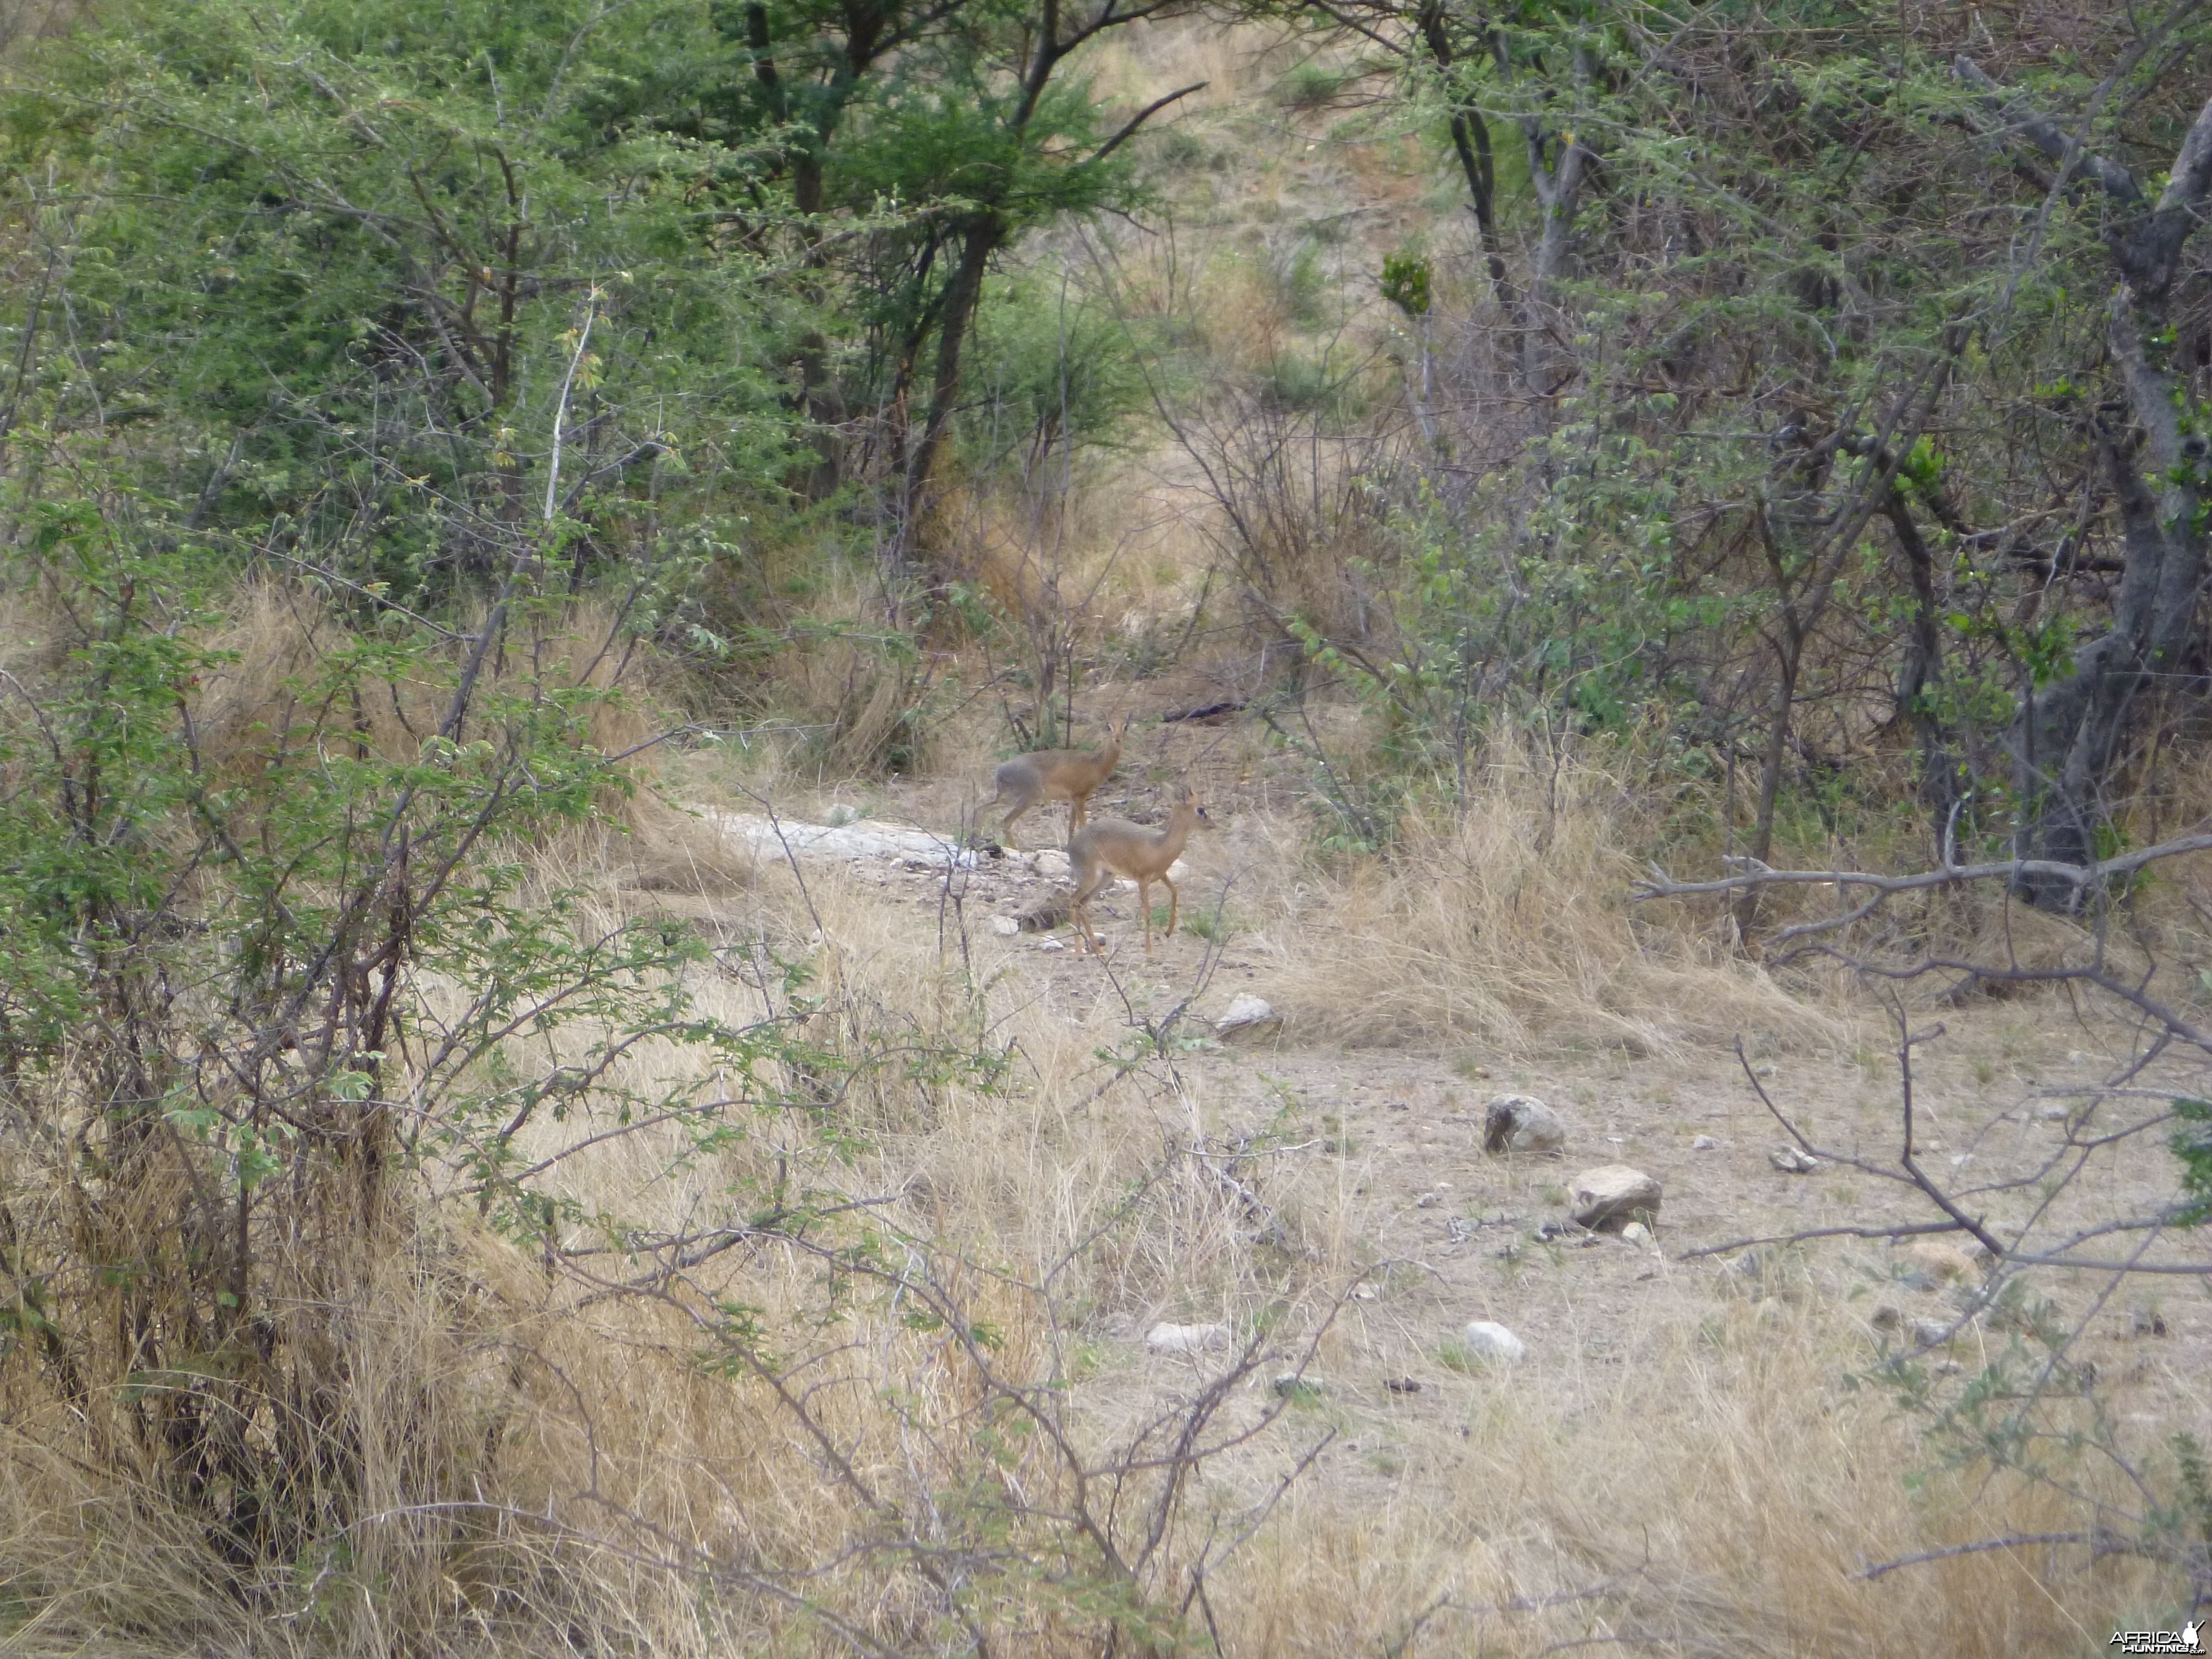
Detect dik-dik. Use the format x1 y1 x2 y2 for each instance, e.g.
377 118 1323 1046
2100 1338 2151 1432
1067 787 1211 956
986 712 1130 845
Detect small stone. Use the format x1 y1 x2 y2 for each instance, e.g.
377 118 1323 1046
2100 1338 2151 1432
1036 938 1066 953
990 915 1021 937
1146 1321 1228 1354
1461 1321 1526 1364
1214 994 1281 1041
2038 1105 2072 1123
1270 1372 1322 1399
2130 1308 2168 1338
1692 1135 1718 1151
1901 1240 1980 1284
1567 1165 1661 1231
1871 1304 1903 1331
1384 1376 1421 1394
1910 1317 1955 1348
2066 1050 2090 1066
1483 1094 1567 1155
1620 1221 1656 1251
1352 1285 1378 1301
1770 1145 1819 1174
1415 1192 1439 1208
1635 1263 1659 1281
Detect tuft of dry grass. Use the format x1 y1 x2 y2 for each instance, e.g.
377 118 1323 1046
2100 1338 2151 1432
1238 731 1850 1055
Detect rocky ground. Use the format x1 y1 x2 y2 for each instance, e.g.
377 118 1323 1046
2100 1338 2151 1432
667 786 2211 1552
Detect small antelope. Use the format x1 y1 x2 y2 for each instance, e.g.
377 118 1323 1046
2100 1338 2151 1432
1068 787 1212 956
987 712 1130 844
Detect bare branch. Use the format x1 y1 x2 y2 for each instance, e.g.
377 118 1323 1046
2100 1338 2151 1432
1856 1529 2117 1580
1636 827 2212 912
1090 81 1207 164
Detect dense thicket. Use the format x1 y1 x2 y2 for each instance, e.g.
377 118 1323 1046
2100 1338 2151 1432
1228 1 2212 907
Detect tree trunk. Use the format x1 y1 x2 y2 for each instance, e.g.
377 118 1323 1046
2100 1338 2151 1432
1412 4 1511 305
1519 119 1589 397
897 214 1001 565
1971 66 2212 905
1885 489 1966 828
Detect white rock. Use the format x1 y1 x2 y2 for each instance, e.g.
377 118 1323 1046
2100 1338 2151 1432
1620 1220 1657 1251
989 915 1022 937
1568 1165 1662 1230
1483 1094 1567 1154
1146 1321 1228 1354
1770 1145 1819 1173
706 809 984 871
1214 994 1281 1039
1460 1321 1526 1364
1692 1135 1718 1151
1036 938 1066 953
1029 848 1071 879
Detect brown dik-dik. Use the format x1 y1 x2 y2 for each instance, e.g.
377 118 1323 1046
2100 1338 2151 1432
1067 787 1211 956
987 712 1130 844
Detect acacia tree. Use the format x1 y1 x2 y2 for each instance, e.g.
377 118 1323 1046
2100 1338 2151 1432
1953 53 2212 904
1226 2 2212 923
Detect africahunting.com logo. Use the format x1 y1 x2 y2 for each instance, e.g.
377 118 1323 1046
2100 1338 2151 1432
2111 1620 2202 1655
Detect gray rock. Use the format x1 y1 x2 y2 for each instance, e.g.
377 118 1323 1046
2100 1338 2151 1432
1270 1372 1323 1399
1214 994 1282 1040
1567 1164 1661 1231
1770 1145 1819 1174
1036 937 1066 953
1146 1321 1228 1354
1620 1220 1657 1251
1692 1134 1718 1151
1910 1317 1957 1348
1461 1320 1526 1364
1483 1093 1567 1154
989 914 1022 937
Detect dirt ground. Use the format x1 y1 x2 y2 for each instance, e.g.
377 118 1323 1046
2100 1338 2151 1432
663 760 2210 1547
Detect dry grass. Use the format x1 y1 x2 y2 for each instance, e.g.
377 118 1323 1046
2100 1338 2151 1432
2 770 2199 1656
1234 730 1850 1055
